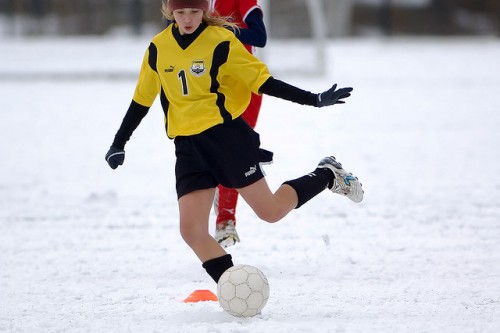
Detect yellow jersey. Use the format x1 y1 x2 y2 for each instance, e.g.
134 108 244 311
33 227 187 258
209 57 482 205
132 22 272 138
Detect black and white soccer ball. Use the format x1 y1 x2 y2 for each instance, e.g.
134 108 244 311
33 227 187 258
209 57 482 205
217 264 270 317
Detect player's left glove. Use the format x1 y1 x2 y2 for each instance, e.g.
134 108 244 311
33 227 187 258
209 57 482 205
316 84 353 107
105 146 125 169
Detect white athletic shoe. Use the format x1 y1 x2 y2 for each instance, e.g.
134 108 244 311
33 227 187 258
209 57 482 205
318 156 364 203
215 220 240 248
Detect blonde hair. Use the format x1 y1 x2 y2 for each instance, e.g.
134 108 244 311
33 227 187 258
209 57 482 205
161 0 239 32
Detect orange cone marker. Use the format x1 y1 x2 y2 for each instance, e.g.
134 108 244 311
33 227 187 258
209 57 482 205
183 289 218 303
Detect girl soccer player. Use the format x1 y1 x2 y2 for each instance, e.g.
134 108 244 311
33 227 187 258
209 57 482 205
105 0 363 283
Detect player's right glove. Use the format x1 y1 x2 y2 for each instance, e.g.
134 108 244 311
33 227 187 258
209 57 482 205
316 84 353 107
105 146 125 169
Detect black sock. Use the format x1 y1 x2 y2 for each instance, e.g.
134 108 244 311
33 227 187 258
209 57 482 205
202 254 233 283
283 168 333 208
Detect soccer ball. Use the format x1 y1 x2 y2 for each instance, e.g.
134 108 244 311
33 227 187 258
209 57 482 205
217 264 270 317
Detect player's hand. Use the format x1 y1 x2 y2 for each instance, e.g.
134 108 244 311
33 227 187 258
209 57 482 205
316 84 353 107
105 147 125 169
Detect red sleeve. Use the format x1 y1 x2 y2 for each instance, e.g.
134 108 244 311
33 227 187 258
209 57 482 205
214 0 262 26
238 0 263 22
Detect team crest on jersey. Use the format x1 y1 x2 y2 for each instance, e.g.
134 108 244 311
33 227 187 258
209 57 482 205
190 59 206 76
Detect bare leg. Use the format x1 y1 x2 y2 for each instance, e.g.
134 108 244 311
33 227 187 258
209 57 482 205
178 188 227 262
238 178 298 223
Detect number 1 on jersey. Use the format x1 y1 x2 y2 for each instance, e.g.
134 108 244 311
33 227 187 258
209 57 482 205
178 70 189 96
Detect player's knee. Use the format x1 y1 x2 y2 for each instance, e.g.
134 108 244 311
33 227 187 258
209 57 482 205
254 209 282 224
179 224 199 244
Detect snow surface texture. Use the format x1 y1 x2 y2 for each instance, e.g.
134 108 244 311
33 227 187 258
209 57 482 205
1 37 499 333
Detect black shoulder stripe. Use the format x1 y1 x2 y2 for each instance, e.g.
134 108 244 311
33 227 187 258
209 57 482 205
160 88 171 139
148 43 158 73
211 41 230 77
210 41 231 123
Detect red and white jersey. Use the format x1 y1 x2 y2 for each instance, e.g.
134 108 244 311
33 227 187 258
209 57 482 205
209 0 263 53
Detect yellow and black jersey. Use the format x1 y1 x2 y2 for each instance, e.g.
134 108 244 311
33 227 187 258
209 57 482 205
110 22 317 149
133 22 271 138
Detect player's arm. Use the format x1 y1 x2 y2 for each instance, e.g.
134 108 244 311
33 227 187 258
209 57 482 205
259 77 353 107
105 100 149 169
236 8 267 47
228 37 351 108
105 43 159 169
110 101 149 150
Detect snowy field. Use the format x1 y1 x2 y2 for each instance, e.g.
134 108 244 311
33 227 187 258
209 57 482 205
1 36 499 332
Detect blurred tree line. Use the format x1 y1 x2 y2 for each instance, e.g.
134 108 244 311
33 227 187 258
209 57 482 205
0 0 499 37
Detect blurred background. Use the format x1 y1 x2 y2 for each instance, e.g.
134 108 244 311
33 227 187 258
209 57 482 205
1 0 499 38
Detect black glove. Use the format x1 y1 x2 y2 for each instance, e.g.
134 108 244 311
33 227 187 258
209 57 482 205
105 147 125 169
316 84 353 107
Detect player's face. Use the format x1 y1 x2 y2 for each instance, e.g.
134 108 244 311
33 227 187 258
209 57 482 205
173 8 204 35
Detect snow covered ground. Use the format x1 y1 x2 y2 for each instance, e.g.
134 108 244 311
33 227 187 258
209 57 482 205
1 36 499 332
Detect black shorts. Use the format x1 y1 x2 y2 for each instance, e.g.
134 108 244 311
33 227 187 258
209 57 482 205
174 117 273 199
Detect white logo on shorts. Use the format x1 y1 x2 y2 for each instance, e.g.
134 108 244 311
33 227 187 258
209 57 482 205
245 165 257 177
